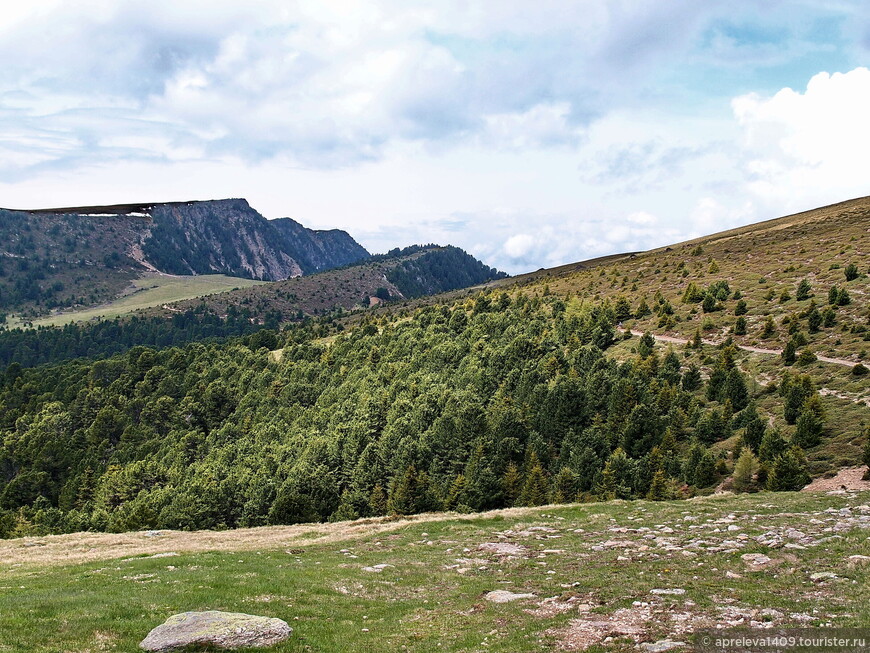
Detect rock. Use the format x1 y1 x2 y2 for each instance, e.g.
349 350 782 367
478 542 527 556
810 572 838 582
123 552 179 562
650 588 686 595
484 590 536 603
741 553 771 567
847 555 870 566
361 564 394 573
640 639 686 652
140 611 291 651
725 571 742 579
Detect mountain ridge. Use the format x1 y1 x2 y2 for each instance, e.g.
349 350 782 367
0 199 370 316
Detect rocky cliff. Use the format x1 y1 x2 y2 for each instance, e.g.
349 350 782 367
142 199 370 280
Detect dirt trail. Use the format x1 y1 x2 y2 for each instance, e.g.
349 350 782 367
624 330 858 368
802 466 870 492
0 506 547 568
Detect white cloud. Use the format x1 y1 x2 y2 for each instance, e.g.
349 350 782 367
732 67 870 211
503 233 536 258
1 3 870 276
627 211 657 225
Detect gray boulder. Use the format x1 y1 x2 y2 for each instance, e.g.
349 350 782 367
140 611 292 651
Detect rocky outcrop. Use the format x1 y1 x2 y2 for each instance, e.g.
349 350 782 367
140 611 291 651
142 199 368 280
271 217 370 273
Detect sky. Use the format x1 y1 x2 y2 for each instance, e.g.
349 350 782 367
1 1 869 274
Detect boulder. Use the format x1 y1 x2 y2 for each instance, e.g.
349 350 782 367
478 542 527 556
484 590 536 603
140 611 291 651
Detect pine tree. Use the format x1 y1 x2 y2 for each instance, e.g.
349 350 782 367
682 364 702 392
646 469 670 500
758 428 787 463
743 413 766 453
694 451 718 488
387 466 418 515
732 448 758 493
844 263 859 281
690 328 703 349
369 484 388 516
836 288 851 305
734 299 748 316
724 369 750 411
445 474 468 511
551 467 578 504
635 297 651 318
767 447 810 491
807 307 822 332
793 410 823 448
501 463 522 507
796 279 812 301
761 316 776 338
734 316 747 335
638 331 655 358
520 454 549 507
781 340 797 366
682 283 703 304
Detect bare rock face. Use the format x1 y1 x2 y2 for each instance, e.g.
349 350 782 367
140 611 291 651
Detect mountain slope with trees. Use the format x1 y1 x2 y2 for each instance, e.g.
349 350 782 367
0 196 866 539
0 199 369 317
2 287 860 538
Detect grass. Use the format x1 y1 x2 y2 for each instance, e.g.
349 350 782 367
7 274 266 328
2 491 869 652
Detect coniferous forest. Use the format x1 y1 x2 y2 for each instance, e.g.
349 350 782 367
0 291 821 538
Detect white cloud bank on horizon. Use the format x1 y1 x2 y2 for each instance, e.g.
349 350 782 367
0 2 869 274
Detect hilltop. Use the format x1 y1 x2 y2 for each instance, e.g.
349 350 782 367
148 244 508 322
0 199 369 317
491 196 870 363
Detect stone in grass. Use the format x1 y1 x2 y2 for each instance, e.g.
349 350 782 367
640 640 686 652
478 542 527 556
649 588 686 596
140 611 292 651
484 590 536 603
362 563 394 573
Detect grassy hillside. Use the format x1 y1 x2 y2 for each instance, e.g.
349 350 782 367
496 196 870 363
149 245 507 321
8 274 266 328
1 490 868 652
0 208 149 318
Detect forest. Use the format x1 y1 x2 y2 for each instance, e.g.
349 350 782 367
1 290 849 538
0 307 283 368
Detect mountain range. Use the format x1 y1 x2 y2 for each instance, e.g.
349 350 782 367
0 199 370 316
